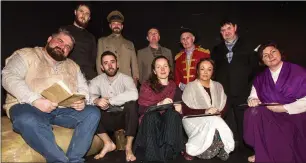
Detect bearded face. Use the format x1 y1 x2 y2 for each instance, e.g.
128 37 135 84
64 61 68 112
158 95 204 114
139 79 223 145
74 16 89 28
45 33 73 62
46 42 67 61
112 27 122 34
74 5 91 28
103 66 118 77
109 21 123 34
101 55 119 77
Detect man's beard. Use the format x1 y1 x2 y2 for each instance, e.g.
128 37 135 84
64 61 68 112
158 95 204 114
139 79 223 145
112 27 122 34
74 16 88 28
104 67 118 77
46 44 67 61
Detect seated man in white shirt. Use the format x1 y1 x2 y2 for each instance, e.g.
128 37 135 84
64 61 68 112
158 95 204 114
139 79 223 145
89 51 138 162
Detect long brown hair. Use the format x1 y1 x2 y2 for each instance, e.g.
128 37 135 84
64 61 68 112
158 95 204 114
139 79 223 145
148 55 174 93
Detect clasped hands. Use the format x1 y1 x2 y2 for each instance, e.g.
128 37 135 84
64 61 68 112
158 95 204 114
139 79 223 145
157 98 182 113
32 98 86 113
94 97 110 110
205 107 220 115
247 98 287 113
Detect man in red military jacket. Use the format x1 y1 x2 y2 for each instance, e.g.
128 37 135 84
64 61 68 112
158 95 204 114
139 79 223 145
175 29 210 90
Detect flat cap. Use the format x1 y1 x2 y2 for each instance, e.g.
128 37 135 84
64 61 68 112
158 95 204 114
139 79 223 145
107 10 124 23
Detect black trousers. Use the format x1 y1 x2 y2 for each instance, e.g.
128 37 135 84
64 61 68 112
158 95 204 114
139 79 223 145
96 101 138 136
223 97 246 146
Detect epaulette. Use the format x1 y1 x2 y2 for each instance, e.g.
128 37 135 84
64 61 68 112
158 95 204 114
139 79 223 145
196 46 210 54
175 51 183 60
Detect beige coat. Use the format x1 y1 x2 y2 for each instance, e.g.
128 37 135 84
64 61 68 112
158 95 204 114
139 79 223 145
96 34 139 79
2 47 79 118
137 46 173 84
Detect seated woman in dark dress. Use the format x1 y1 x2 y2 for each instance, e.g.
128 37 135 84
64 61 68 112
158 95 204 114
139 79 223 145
133 55 185 162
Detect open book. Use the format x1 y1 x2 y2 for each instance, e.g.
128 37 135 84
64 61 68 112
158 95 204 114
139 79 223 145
41 81 85 107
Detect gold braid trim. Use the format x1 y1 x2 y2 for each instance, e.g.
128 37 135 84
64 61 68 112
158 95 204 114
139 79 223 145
196 47 210 54
175 51 184 60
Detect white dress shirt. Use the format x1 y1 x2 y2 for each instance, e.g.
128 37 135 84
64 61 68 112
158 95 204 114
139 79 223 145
89 72 138 106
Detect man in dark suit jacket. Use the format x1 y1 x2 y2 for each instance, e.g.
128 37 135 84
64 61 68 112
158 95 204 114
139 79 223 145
137 28 173 84
211 18 259 147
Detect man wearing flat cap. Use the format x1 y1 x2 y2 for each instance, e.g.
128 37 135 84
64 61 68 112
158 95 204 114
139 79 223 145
175 28 210 91
96 10 139 86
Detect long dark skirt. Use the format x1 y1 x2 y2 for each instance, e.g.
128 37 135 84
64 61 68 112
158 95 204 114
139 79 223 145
244 106 306 163
133 108 185 162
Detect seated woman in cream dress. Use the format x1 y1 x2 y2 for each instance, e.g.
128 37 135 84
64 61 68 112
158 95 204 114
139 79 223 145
182 58 235 160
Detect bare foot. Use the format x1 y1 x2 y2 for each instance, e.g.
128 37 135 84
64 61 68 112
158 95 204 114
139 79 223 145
248 155 255 162
94 142 116 159
126 148 136 162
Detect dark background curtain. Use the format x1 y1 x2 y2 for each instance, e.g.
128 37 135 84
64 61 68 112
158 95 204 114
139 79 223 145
2 1 306 115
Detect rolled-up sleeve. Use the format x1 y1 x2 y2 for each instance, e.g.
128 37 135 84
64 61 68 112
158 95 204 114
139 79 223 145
2 53 42 104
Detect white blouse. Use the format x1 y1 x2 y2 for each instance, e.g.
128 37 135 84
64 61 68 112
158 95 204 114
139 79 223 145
248 64 306 114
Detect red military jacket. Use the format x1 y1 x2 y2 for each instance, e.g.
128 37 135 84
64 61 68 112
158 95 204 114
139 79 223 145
174 46 210 86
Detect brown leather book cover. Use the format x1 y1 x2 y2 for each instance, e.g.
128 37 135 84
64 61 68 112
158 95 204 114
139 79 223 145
41 81 85 107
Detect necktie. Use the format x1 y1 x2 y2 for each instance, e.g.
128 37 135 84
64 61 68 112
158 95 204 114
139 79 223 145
225 40 237 63
226 51 233 63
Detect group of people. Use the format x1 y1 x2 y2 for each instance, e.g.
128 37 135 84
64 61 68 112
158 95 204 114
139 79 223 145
2 2 306 163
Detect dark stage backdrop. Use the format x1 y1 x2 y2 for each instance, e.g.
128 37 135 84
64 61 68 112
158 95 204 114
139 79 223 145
1 1 306 114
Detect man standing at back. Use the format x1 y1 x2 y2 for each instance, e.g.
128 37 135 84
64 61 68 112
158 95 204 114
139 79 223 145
96 10 139 85
175 29 210 91
137 27 173 84
211 18 259 148
62 2 97 81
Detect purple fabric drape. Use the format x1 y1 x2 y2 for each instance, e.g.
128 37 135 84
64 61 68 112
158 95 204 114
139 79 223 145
244 62 306 163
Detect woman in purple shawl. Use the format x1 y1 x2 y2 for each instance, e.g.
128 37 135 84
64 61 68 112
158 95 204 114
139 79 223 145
244 41 306 163
133 56 185 162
